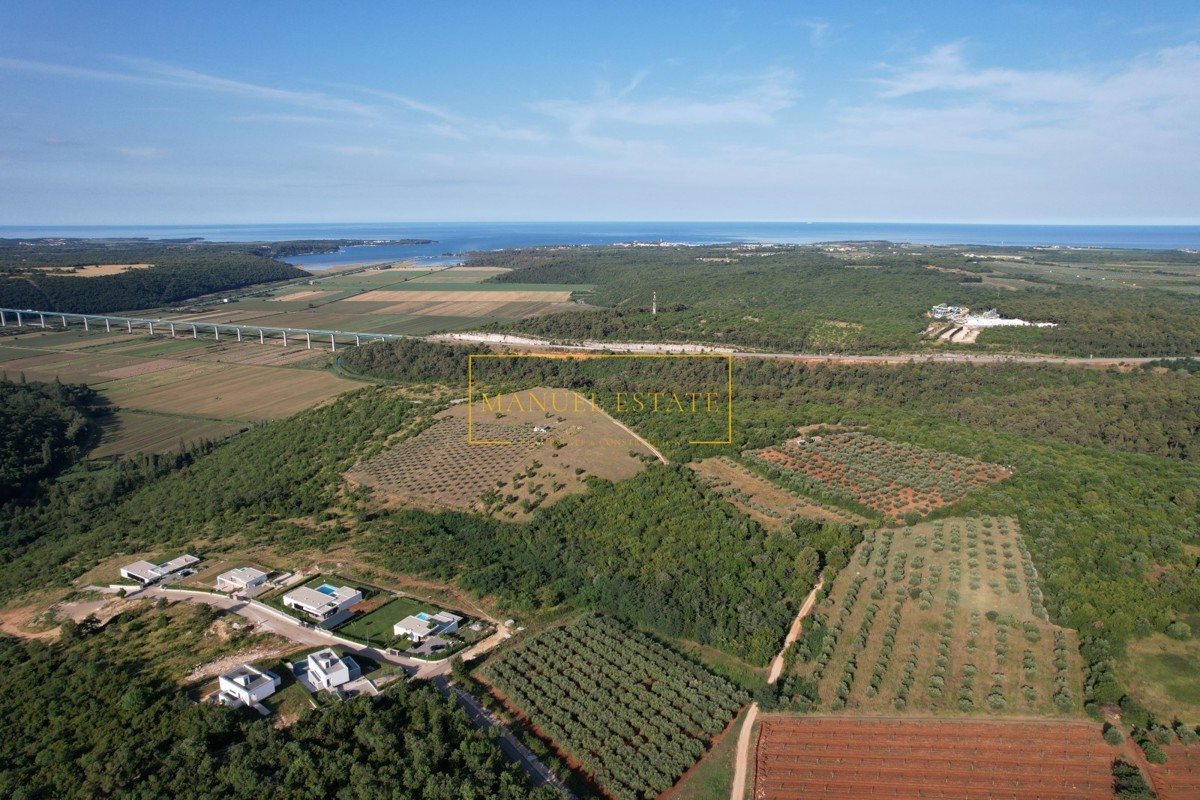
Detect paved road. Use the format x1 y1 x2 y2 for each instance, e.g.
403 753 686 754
434 675 572 796
134 585 431 674
132 585 567 792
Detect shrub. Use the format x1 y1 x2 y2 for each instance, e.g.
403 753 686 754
1104 726 1125 746
1166 621 1192 640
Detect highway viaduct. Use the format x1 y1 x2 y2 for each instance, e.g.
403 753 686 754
0 307 404 351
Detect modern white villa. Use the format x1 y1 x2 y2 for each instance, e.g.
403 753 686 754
282 583 363 621
393 610 463 642
119 554 200 585
215 567 269 594
307 648 361 690
217 663 281 708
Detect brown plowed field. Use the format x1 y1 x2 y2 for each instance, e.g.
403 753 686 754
755 717 1117 800
1147 742 1200 799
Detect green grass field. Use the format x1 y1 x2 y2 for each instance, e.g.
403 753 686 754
1120 634 1200 723
336 596 435 643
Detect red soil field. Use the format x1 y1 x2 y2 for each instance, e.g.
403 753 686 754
1146 743 1200 800
754 716 1117 800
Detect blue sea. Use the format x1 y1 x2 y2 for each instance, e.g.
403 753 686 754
2 221 1198 269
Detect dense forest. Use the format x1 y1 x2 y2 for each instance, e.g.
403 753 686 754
0 609 549 799
0 379 106 499
0 239 326 313
2 333 1198 725
470 245 1200 357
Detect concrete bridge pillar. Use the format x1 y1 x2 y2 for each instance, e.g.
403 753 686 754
330 334 336 352
282 331 288 347
14 311 21 326
83 317 89 331
39 313 46 328
126 320 132 333
105 318 111 332
306 332 311 349
355 334 360 346
0 310 6 326
61 315 67 327
170 323 176 337
236 328 242 342
259 329 265 344
148 321 154 336
191 324 198 339
214 326 220 341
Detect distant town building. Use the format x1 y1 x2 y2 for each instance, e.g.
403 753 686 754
307 648 361 690
217 664 281 708
282 583 363 621
394 611 463 642
119 554 200 585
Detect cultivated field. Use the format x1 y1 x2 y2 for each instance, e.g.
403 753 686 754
691 456 868 529
0 328 359 456
348 387 655 518
482 615 748 800
745 432 1010 521
1147 742 1200 800
166 265 589 337
753 717 1117 799
777 517 1082 717
91 411 246 458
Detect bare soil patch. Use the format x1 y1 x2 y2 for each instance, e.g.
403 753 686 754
755 716 1116 799
344 289 573 303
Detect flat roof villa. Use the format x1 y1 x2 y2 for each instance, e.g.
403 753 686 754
394 610 463 642
307 648 361 690
217 663 280 709
282 583 363 621
215 567 269 593
119 554 200 585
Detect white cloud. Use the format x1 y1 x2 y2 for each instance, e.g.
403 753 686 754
847 41 1200 165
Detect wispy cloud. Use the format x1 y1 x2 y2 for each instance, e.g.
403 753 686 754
0 56 377 118
350 84 546 142
116 146 167 160
531 68 798 150
846 42 1200 161
0 55 548 145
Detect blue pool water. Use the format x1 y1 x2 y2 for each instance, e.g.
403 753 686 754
315 584 337 596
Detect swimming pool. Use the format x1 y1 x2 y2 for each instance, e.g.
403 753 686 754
415 612 432 621
315 584 338 596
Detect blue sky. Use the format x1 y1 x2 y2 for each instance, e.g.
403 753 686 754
2 1 1199 224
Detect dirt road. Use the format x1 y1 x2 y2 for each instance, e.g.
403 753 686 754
730 704 759 800
766 573 824 685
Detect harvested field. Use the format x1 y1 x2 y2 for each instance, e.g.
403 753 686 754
99 362 358 420
91 410 245 457
41 263 154 277
349 387 654 518
1148 742 1200 800
269 289 331 302
692 457 868 529
344 289 574 303
778 517 1082 717
377 300 513 316
746 432 1010 521
754 716 1116 800
95 358 187 379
